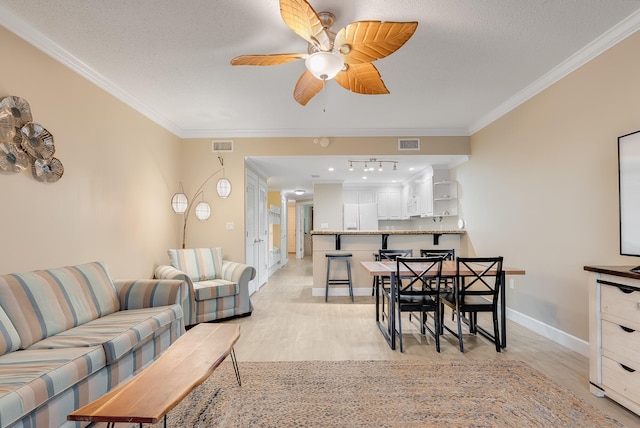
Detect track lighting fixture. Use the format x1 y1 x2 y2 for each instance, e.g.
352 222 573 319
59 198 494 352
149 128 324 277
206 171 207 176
347 158 398 172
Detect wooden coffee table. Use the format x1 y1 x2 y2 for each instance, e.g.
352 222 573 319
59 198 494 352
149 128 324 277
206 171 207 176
67 323 240 427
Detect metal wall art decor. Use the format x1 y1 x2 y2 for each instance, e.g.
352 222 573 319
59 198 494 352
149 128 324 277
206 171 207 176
0 95 64 182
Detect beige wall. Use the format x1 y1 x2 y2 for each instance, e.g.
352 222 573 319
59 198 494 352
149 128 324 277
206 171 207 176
0 27 181 278
313 183 344 231
455 30 640 341
180 136 470 262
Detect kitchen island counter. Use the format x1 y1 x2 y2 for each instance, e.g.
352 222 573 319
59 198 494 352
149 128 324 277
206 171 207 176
311 229 466 297
311 229 465 249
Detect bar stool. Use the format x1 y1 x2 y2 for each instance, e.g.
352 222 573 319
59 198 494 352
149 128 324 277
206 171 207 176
325 253 353 302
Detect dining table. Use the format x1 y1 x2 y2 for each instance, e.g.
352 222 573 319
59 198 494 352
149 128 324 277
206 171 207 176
360 260 526 351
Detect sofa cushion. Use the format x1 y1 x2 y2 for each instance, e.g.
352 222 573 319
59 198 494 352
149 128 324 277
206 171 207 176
27 305 183 364
193 279 239 301
168 248 222 282
0 262 120 349
0 346 105 428
0 306 20 356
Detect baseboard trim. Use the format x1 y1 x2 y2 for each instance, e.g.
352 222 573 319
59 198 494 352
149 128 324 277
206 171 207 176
506 308 589 357
313 287 590 356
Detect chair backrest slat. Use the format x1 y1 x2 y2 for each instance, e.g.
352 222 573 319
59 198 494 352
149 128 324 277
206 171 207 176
456 257 503 304
395 256 443 294
379 249 413 261
419 249 455 261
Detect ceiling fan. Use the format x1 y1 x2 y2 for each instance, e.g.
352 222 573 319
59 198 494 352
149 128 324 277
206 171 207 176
230 0 418 106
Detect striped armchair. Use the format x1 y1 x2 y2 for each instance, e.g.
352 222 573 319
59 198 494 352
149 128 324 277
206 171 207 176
154 248 255 326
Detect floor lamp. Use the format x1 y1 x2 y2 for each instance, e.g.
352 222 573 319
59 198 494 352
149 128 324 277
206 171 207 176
171 157 231 248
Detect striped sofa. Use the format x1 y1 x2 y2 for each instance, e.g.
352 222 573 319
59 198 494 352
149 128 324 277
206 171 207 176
154 248 255 326
0 261 186 428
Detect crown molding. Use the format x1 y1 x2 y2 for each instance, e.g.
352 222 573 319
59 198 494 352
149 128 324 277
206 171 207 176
469 9 640 135
179 127 470 139
0 4 185 137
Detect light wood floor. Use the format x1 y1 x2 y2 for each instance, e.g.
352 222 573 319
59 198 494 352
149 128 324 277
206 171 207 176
228 256 639 426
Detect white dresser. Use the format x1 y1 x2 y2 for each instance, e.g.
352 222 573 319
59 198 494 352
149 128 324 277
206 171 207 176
585 265 640 415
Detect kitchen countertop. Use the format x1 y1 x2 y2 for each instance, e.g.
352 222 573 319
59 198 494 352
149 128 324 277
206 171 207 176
311 229 465 248
311 229 465 235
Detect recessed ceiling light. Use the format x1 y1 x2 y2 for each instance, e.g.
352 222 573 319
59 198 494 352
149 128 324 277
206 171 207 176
362 176 367 180
328 167 334 171
409 167 415 171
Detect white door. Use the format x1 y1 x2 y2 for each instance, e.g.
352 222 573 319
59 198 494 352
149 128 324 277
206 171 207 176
280 195 288 266
257 179 268 287
245 170 258 295
296 204 305 259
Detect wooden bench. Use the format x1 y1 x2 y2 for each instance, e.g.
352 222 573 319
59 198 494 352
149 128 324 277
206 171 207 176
68 323 240 427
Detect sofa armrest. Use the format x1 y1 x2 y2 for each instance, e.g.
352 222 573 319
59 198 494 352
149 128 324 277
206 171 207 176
219 261 256 315
154 265 196 325
219 261 256 285
113 278 187 310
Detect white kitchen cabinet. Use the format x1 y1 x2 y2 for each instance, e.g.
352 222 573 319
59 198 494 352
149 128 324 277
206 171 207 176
401 185 410 219
407 194 420 217
387 191 402 219
419 177 433 217
344 189 376 204
377 191 388 219
358 190 376 204
344 190 359 204
376 189 402 220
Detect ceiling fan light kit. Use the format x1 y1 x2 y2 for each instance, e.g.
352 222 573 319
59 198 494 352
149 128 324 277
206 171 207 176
230 0 418 106
305 52 344 80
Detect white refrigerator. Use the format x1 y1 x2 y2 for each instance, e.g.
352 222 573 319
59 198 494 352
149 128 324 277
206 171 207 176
344 203 379 230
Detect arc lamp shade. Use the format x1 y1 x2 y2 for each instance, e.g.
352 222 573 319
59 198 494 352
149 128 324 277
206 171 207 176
216 178 232 198
171 192 188 213
195 201 211 220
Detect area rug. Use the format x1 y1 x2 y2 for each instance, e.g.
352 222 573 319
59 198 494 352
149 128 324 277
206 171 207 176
155 360 621 427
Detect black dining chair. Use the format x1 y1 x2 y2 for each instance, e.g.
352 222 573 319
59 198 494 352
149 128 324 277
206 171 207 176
441 256 504 353
419 249 456 294
419 249 455 260
393 256 444 352
371 249 413 296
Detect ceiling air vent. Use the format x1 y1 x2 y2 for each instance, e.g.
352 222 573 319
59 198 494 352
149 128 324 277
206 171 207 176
212 140 233 152
398 138 420 151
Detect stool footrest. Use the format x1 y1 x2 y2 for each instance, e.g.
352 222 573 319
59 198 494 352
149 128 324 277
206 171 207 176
325 254 354 302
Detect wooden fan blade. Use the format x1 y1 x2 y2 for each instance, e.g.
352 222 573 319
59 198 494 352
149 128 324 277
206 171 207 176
280 0 331 50
334 21 418 64
230 53 305 66
293 70 324 106
334 63 389 95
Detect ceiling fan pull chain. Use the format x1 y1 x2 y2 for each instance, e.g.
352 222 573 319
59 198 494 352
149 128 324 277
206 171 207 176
322 79 326 113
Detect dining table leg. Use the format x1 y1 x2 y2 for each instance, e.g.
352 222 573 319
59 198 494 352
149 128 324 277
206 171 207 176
375 276 380 322
500 271 506 348
389 273 397 350
375 272 396 350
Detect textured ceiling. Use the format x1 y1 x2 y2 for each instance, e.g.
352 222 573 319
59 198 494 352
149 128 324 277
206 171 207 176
1 0 640 139
2 1 640 199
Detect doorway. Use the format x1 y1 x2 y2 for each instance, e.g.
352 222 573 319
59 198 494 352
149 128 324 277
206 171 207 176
245 169 268 294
